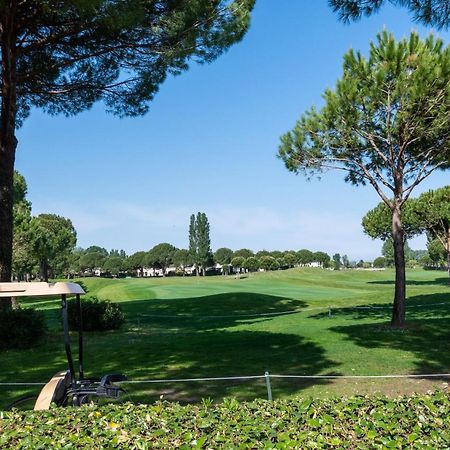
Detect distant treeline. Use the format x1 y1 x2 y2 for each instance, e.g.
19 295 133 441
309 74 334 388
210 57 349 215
68 246 335 277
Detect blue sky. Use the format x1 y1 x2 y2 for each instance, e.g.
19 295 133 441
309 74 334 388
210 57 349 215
15 1 450 260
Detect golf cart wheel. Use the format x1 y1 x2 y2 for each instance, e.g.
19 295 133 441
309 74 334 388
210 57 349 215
5 395 38 411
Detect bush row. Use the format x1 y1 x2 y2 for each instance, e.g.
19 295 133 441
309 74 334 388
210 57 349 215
67 297 124 331
1 391 449 448
0 308 46 350
0 297 124 350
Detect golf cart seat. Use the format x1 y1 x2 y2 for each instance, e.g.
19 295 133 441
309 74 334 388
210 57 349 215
34 370 71 410
1 281 127 410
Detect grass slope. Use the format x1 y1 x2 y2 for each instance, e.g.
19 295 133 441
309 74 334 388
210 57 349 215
1 268 449 408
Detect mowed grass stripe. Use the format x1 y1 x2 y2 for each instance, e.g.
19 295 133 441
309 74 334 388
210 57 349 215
2 267 449 407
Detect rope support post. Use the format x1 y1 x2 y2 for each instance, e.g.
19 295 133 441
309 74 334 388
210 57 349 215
265 371 273 401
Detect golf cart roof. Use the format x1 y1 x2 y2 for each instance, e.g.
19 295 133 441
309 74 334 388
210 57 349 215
0 282 85 298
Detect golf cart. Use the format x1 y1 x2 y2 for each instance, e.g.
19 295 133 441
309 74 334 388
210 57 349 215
1 282 127 410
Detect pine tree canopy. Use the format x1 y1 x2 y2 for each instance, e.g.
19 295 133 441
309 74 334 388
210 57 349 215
6 0 255 122
278 30 450 326
0 0 255 288
330 0 450 29
279 30 450 210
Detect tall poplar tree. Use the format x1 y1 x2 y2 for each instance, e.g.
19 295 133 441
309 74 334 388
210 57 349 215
0 0 255 306
188 213 198 276
188 212 212 276
196 212 213 275
279 31 450 327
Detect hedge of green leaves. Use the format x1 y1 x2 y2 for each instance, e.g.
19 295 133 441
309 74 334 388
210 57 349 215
1 392 449 449
67 296 124 331
0 308 46 350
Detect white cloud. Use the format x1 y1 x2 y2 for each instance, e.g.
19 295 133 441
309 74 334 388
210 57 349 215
208 207 381 258
29 200 403 260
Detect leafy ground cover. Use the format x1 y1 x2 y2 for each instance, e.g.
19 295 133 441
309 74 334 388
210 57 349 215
1 391 449 448
1 268 449 409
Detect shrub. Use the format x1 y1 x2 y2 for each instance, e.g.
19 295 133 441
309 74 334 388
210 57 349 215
2 392 450 448
406 259 418 268
67 297 124 331
373 256 386 268
0 308 46 350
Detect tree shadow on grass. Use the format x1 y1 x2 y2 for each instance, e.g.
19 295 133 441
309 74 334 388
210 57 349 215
310 293 450 321
367 277 450 287
82 329 336 403
325 293 450 377
0 292 337 407
121 292 308 332
85 293 336 401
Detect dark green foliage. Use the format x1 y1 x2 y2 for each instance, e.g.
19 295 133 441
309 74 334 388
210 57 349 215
330 0 450 29
85 246 108 257
279 30 450 326
188 214 197 270
214 247 234 265
373 256 386 268
313 252 331 268
279 31 450 195
196 213 213 272
381 239 414 267
364 187 450 275
102 256 124 276
362 201 420 241
189 212 213 275
283 252 297 268
11 172 77 281
146 243 177 274
2 392 450 447
9 0 256 122
29 214 77 281
259 255 279 271
126 251 147 272
233 248 254 259
342 254 350 268
0 308 46 350
243 256 259 271
12 172 33 280
412 186 450 275
332 253 341 270
427 238 446 266
68 297 124 331
297 249 314 264
0 0 255 286
79 252 106 272
230 256 245 269
172 249 191 269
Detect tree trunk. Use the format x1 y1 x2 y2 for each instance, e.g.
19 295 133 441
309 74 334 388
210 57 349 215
40 259 49 282
0 8 18 311
447 249 450 279
447 231 450 279
391 205 406 327
11 296 19 309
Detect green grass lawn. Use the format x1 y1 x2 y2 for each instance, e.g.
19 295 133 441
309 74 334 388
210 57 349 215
1 268 449 408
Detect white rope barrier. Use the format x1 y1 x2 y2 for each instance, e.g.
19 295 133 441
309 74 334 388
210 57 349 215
270 373 450 380
123 375 265 384
2 372 450 387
